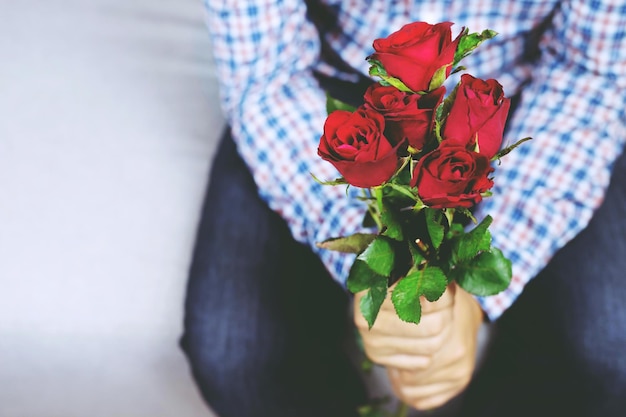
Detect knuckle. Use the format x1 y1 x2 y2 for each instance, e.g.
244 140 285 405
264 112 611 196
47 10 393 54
361 345 377 360
422 313 446 336
397 370 413 385
400 385 415 401
419 339 439 355
418 355 433 369
404 360 429 372
354 316 369 330
454 367 473 387
414 395 448 411
451 344 468 361
390 384 408 403
420 333 446 355
364 351 383 365
431 332 448 351
367 351 399 368
376 357 396 368
366 336 384 349
460 373 472 388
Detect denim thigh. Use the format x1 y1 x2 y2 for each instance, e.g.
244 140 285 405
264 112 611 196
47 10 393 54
180 132 366 417
462 149 626 417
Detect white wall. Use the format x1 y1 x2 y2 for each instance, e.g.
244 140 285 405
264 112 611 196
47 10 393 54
0 1 222 416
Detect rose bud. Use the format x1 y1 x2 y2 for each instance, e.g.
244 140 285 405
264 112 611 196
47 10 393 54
364 84 445 150
411 144 494 209
442 74 511 158
318 107 402 188
370 21 461 92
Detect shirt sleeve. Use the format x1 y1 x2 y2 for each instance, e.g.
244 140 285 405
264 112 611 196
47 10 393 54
204 0 367 282
474 1 626 320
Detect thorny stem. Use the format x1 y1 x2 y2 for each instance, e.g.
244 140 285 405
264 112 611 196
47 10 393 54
363 189 383 230
373 186 384 214
410 158 418 180
395 155 412 178
367 186 385 231
394 402 409 417
443 208 455 227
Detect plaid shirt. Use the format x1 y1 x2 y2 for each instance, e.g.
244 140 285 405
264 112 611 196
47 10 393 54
204 0 626 320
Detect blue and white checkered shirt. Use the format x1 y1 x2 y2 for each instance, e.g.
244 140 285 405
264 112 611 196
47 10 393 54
204 0 626 320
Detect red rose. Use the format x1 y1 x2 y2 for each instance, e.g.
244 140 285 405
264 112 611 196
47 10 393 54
370 21 461 92
363 84 445 150
442 74 511 158
410 144 494 209
318 108 401 188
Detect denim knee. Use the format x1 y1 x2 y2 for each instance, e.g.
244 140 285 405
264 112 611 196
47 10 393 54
562 295 626 402
180 315 289 417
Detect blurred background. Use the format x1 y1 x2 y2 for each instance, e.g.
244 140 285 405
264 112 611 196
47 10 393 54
0 0 222 416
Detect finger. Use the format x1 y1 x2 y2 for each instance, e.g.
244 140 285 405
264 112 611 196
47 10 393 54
388 368 468 411
387 368 405 399
356 306 452 338
361 326 451 357
395 357 464 386
353 287 455 334
394 343 473 387
420 283 456 314
410 389 465 411
396 380 464 405
377 282 455 313
366 353 432 370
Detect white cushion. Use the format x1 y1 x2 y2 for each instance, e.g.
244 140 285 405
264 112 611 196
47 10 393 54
0 1 222 416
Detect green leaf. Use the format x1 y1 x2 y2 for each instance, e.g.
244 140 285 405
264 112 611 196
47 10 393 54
453 29 498 67
428 64 450 91
316 233 377 254
360 356 374 373
492 137 533 160
418 267 448 302
347 259 386 293
434 83 459 141
452 248 512 296
391 275 422 325
367 59 414 93
425 208 445 249
326 93 357 114
381 208 404 241
452 215 493 262
360 278 388 329
446 222 465 239
384 183 419 202
357 403 387 417
391 266 448 324
357 237 395 277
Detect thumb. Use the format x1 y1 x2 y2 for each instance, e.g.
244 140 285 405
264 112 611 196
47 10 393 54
421 283 456 314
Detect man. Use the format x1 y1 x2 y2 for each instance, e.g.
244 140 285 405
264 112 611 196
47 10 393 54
181 1 626 416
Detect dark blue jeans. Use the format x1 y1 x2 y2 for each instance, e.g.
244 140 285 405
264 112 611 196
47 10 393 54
181 123 626 416
180 132 367 417
462 146 626 416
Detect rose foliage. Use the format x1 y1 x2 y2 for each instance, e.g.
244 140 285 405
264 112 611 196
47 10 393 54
316 21 531 327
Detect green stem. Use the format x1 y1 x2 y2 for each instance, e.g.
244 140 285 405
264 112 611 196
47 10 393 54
373 186 384 214
395 155 412 178
443 208 455 227
370 187 384 232
394 402 409 417
363 189 383 231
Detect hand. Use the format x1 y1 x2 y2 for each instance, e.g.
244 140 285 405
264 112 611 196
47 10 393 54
354 283 483 410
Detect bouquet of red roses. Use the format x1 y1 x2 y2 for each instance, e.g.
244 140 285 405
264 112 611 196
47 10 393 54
316 22 530 328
